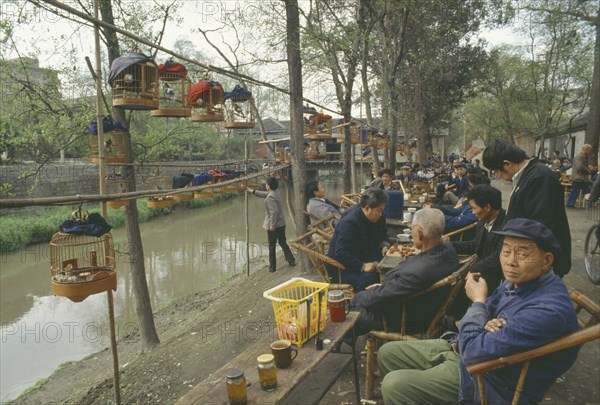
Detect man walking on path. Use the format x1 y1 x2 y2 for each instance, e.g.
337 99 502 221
247 177 295 272
567 144 593 208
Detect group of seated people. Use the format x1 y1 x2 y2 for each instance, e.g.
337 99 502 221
300 139 581 404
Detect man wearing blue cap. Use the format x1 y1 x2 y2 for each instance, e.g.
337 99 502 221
376 218 579 405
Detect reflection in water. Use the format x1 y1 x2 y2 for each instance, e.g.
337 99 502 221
0 180 347 401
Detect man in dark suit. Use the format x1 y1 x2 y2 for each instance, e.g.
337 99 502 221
482 138 571 277
447 184 505 289
326 188 390 291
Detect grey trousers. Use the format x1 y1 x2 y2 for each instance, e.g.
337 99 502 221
377 339 460 405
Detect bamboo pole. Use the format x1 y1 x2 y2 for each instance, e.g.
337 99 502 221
245 132 250 277
0 166 290 208
94 1 119 402
107 290 122 405
94 0 107 220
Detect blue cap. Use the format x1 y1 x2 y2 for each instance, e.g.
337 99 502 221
493 218 561 253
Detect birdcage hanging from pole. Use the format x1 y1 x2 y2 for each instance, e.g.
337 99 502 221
303 105 333 139
49 210 116 303
145 170 174 208
189 78 224 122
109 52 159 110
223 85 255 128
150 60 191 118
307 141 326 160
105 171 129 209
89 116 128 164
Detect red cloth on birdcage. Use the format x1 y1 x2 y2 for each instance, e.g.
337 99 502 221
188 81 224 105
158 61 188 80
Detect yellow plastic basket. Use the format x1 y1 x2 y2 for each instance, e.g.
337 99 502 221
263 277 329 347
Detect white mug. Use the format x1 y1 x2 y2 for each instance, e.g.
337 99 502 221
403 212 412 223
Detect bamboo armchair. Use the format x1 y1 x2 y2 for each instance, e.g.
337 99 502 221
443 221 477 242
364 254 479 399
466 287 600 405
340 193 361 210
289 228 354 298
305 213 339 241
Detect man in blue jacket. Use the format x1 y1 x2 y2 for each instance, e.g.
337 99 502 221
326 188 390 292
377 218 579 404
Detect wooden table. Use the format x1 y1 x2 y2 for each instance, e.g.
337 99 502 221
177 312 361 405
377 254 405 274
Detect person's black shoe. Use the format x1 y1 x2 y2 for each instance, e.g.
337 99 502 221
268 266 276 273
288 259 296 267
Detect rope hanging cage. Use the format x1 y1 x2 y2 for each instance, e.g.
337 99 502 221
150 60 192 118
189 74 225 122
50 218 117 302
223 85 255 128
109 52 159 110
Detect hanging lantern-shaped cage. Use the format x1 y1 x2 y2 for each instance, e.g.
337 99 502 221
223 85 255 128
376 134 390 150
105 174 129 209
150 61 191 118
89 129 128 164
109 53 159 110
50 230 117 303
189 80 225 122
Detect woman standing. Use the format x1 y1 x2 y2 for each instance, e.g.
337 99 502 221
247 177 295 272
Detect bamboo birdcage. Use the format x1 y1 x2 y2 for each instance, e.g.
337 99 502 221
223 87 255 128
111 57 159 110
105 175 129 209
89 130 128 164
145 172 174 208
50 231 117 303
305 115 333 139
150 70 191 118
189 80 225 122
194 186 214 199
307 141 326 160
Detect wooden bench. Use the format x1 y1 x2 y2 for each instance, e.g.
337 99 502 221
176 312 361 405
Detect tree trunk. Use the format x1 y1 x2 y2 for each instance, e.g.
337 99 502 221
411 63 428 163
99 0 160 348
284 0 307 237
585 19 600 162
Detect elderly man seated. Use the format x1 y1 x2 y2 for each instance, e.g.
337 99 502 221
377 219 579 405
305 181 341 227
326 188 390 292
348 208 460 336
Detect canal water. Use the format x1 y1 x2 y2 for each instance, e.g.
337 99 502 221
0 190 296 401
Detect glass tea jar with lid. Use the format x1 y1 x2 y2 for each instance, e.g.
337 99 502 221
257 354 278 391
225 368 247 405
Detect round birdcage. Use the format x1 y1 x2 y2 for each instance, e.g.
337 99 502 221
194 187 214 199
110 55 159 110
224 98 255 128
189 80 225 122
89 130 128 164
50 232 117 302
150 65 191 118
307 141 326 160
105 175 129 209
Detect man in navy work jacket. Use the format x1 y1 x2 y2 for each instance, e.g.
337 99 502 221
377 218 579 404
326 188 390 292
